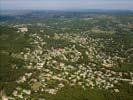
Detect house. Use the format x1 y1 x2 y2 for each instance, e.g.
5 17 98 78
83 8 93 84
18 27 28 32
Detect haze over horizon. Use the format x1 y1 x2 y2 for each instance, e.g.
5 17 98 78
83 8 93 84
0 0 133 11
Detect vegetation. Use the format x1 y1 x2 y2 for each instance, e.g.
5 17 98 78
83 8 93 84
0 12 133 100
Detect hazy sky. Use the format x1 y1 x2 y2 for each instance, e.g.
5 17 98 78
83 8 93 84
0 0 133 10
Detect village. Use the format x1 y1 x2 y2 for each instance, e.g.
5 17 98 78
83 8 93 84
1 26 132 99
0 11 133 100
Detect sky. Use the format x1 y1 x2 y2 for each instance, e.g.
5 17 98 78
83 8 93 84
0 0 133 10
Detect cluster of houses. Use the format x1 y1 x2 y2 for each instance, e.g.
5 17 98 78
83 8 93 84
2 31 133 100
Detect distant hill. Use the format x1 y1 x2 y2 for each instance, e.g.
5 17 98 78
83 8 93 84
0 9 133 22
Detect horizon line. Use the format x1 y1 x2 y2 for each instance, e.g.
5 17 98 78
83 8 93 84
1 8 133 11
